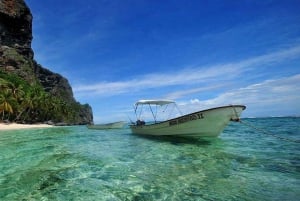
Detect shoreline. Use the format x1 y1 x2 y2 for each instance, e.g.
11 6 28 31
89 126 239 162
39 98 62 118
0 123 54 131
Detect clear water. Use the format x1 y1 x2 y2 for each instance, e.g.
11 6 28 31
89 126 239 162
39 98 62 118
0 117 299 201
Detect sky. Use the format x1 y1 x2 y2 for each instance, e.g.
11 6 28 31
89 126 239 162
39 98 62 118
25 0 300 123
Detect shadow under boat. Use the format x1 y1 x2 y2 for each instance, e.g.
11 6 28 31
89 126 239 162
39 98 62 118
87 121 127 130
132 134 214 146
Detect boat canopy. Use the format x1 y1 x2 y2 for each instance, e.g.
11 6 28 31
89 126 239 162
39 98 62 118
135 99 175 106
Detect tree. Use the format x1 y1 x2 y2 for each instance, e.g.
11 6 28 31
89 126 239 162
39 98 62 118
0 91 14 120
1 70 90 124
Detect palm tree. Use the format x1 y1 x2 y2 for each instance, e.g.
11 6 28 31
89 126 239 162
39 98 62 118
0 78 17 121
4 81 25 121
50 97 64 122
14 92 31 122
10 82 25 101
0 78 10 92
0 92 14 121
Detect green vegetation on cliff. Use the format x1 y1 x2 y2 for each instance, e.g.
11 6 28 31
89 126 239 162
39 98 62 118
0 70 89 124
0 0 93 125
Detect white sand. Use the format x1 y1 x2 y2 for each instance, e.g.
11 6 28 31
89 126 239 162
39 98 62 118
0 123 54 131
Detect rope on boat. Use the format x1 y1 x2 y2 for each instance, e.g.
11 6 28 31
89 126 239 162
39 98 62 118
238 119 300 143
230 105 299 143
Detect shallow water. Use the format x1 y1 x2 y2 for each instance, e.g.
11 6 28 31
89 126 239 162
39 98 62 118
0 117 299 201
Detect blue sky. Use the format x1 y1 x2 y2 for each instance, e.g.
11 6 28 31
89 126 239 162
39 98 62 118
25 0 300 123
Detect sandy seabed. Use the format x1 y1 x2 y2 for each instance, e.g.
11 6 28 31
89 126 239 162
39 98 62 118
0 123 54 131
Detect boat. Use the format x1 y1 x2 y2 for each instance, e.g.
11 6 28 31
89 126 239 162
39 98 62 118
87 121 127 130
129 100 246 137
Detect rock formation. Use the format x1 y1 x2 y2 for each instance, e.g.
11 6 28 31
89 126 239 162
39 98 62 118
0 0 93 125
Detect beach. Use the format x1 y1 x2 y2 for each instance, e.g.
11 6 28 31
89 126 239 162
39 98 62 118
0 123 54 131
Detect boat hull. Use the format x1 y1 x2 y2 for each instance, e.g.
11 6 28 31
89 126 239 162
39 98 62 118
87 121 126 130
130 105 245 137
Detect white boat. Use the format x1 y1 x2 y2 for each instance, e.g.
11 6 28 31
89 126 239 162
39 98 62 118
130 100 246 137
87 121 126 130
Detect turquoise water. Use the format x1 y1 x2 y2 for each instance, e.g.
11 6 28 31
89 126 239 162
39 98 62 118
0 117 299 201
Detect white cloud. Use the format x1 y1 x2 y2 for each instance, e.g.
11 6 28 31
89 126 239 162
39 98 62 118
178 74 300 117
163 84 227 100
73 45 300 98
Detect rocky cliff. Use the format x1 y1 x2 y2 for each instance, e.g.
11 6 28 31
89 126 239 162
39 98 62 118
0 0 93 125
